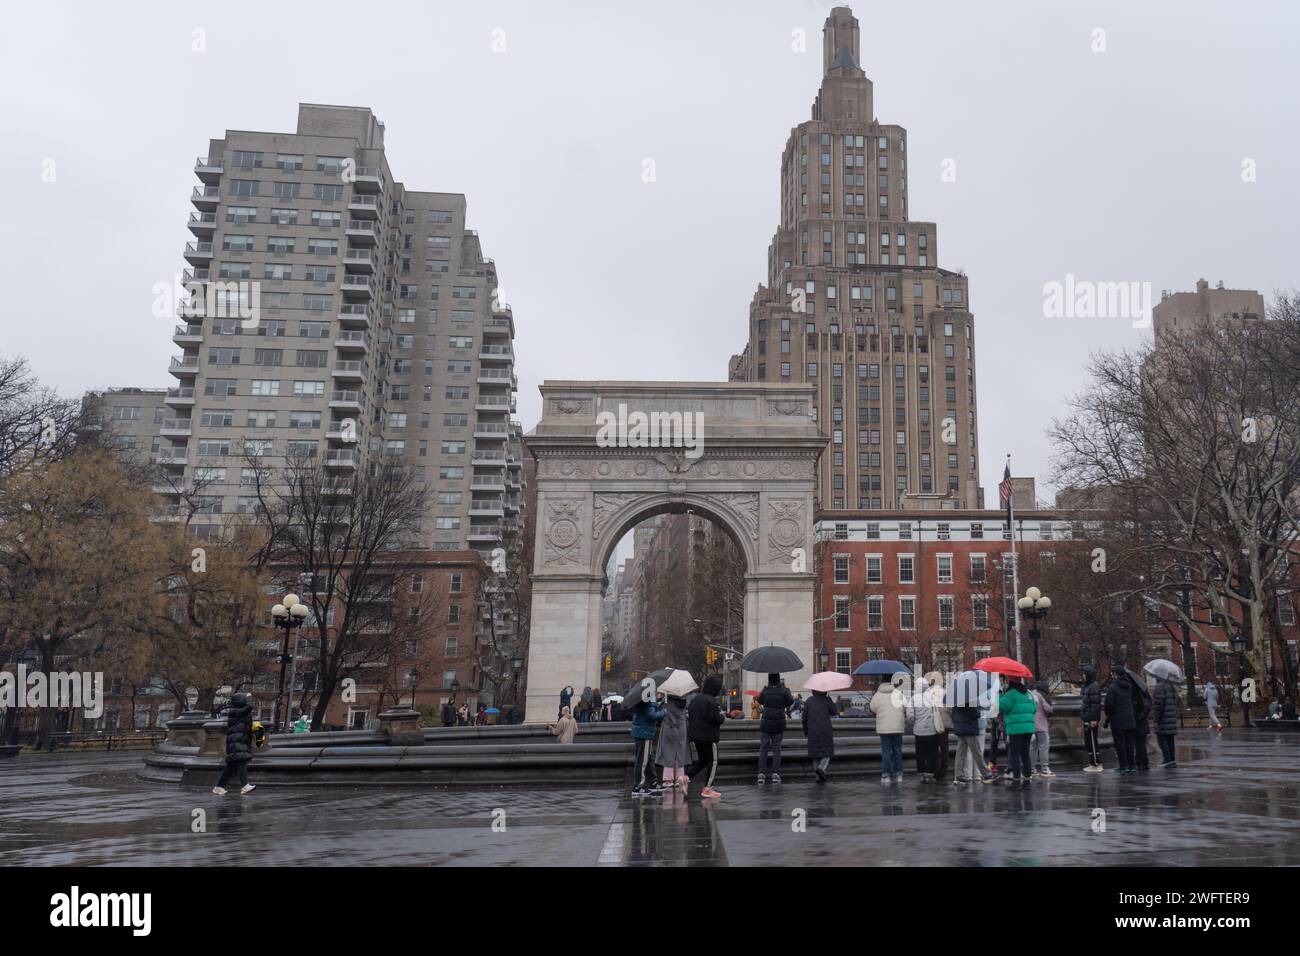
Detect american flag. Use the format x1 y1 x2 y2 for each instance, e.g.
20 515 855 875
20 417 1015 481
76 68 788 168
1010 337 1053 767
1000 460 1013 529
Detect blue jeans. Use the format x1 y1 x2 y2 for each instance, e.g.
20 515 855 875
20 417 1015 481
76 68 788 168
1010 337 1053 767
880 734 903 775
759 732 783 775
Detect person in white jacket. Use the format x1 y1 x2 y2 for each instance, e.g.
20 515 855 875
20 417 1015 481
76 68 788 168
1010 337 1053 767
1029 681 1055 777
870 677 908 784
911 677 942 783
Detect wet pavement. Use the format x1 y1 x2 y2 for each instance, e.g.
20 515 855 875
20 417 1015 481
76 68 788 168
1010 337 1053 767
1 730 1297 866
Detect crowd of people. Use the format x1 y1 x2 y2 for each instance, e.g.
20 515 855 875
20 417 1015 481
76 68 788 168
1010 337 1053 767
546 659 1218 800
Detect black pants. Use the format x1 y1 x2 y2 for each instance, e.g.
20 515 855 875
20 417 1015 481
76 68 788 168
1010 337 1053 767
1134 732 1150 769
1008 733 1032 780
915 734 940 774
686 741 719 787
934 731 950 781
216 760 248 788
633 737 658 790
1083 724 1102 766
1157 733 1176 764
1113 728 1136 769
759 732 783 775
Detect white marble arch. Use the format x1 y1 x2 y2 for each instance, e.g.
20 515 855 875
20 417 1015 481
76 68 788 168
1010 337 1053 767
522 381 826 722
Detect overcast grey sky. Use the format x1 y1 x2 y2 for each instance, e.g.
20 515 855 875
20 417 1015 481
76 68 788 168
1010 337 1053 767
2 0 1296 504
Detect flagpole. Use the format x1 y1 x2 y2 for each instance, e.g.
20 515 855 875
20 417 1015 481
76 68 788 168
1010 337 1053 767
1005 454 1022 662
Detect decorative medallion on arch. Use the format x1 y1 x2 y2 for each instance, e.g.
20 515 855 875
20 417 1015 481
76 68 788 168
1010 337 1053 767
522 381 827 723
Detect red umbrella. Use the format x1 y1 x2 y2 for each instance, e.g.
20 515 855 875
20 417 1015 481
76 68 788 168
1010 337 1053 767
974 656 1034 679
744 690 761 697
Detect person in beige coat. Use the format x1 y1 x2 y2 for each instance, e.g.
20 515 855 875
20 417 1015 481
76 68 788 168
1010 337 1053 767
870 678 908 783
549 706 577 745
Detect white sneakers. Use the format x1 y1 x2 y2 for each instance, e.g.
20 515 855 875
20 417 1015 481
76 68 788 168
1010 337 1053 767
211 786 227 795
241 784 256 794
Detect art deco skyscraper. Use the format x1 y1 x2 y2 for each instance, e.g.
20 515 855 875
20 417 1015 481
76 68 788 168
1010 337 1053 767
731 7 981 511
162 104 524 556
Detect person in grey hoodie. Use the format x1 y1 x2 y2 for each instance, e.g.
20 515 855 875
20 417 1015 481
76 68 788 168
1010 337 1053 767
1030 681 1055 777
655 693 692 791
1204 681 1223 733
911 676 941 783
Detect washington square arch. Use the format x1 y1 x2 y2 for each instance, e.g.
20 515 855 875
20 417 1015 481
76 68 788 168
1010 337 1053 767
523 381 826 721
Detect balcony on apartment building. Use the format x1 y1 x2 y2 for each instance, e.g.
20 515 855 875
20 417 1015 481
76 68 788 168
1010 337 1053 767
476 368 517 387
345 219 377 244
479 344 514 362
341 274 375 300
473 421 510 440
337 305 372 329
191 185 220 208
331 360 367 383
160 418 193 438
183 241 214 265
169 356 199 378
474 394 512 412
324 449 358 470
334 330 369 353
351 166 385 192
329 390 364 411
194 156 224 182
343 246 378 273
467 524 503 543
182 268 210 286
346 193 381 219
165 387 196 407
172 324 204 346
188 212 217 236
470 476 506 493
469 499 505 518
153 450 187 467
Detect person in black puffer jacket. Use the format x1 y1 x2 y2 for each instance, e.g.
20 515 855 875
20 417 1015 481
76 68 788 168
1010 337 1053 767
756 674 793 784
1103 668 1138 772
686 675 726 797
802 689 838 782
213 693 256 795
1080 667 1103 772
1151 677 1181 767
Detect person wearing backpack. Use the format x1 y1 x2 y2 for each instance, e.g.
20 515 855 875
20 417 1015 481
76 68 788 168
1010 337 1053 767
212 693 257 796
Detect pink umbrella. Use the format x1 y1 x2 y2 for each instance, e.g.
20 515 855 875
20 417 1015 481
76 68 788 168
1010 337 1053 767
804 671 853 693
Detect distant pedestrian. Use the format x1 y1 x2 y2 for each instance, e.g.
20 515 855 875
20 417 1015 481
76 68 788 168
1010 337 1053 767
656 692 691 792
1284 697 1297 720
559 685 575 719
212 692 256 796
1103 666 1138 773
1152 676 1180 767
756 674 793 784
870 677 906 784
999 678 1037 789
292 713 310 734
1080 667 1104 773
549 705 577 744
951 693 991 785
802 688 837 783
457 703 470 727
440 701 455 728
475 703 487 726
787 694 804 720
1204 681 1223 733
1029 681 1054 777
750 695 761 720
1130 673 1152 770
592 689 603 723
928 674 951 783
686 675 726 798
911 676 941 784
629 695 666 797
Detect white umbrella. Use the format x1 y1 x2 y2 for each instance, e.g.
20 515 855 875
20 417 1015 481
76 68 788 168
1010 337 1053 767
658 669 699 698
1143 658 1185 682
603 694 624 704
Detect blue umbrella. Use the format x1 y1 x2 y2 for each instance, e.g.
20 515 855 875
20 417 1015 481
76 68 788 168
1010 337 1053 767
944 670 997 708
852 659 909 677
484 707 501 714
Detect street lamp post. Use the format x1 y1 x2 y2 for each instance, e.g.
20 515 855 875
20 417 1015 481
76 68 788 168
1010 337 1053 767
270 593 309 733
1230 631 1251 727
510 654 524 718
1017 587 1052 679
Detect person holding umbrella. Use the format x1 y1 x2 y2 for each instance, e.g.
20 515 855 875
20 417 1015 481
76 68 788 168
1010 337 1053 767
627 679 666 797
1146 659 1184 767
870 675 908 784
1128 669 1153 771
803 671 850 782
756 674 793 784
656 669 697 793
948 671 994 785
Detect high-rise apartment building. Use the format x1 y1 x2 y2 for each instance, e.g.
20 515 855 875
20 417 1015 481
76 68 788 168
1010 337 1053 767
163 104 523 556
1152 277 1265 345
730 7 980 511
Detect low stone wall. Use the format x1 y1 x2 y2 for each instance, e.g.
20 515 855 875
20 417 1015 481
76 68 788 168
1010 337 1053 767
144 696 1107 788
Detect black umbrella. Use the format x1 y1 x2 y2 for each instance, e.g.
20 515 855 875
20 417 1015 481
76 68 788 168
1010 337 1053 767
1125 668 1152 704
740 645 804 674
622 668 676 704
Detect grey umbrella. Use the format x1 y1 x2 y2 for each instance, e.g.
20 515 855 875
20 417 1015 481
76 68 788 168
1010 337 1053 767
740 645 804 674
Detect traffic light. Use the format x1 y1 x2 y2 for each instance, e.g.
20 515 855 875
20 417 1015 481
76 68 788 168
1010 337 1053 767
603 654 612 673
705 647 717 667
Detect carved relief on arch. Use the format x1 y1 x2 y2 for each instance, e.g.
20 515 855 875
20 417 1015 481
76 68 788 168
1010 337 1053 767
543 498 585 566
766 498 806 565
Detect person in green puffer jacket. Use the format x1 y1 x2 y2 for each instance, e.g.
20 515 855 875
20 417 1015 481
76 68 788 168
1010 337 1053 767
998 678 1037 789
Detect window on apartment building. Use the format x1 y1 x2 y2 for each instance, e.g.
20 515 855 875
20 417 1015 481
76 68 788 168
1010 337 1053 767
938 596 954 630
834 597 850 631
972 595 989 630
937 555 953 583
898 555 914 584
834 556 850 584
866 555 882 584
900 597 916 630
867 597 883 630
969 554 987 583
